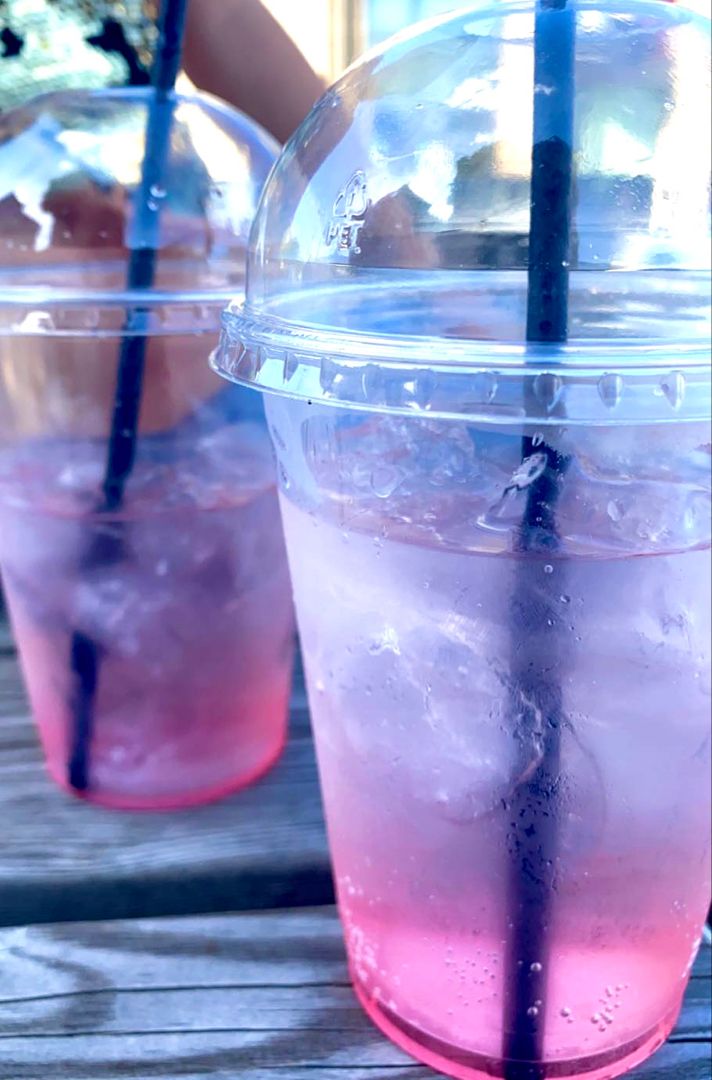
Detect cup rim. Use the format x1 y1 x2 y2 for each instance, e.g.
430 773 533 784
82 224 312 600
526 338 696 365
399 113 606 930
213 299 711 425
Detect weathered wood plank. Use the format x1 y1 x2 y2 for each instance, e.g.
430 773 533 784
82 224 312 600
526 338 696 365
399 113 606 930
0 649 331 928
0 909 708 1080
0 1038 707 1080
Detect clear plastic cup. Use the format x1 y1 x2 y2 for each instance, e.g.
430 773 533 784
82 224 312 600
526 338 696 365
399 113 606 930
0 89 295 810
214 1 711 1077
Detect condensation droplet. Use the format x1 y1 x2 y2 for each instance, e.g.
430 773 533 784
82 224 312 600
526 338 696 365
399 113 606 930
591 1013 601 1024
527 1006 539 1018
544 565 554 575
607 500 625 523
560 594 571 604
560 1007 572 1018
530 961 543 973
150 184 166 199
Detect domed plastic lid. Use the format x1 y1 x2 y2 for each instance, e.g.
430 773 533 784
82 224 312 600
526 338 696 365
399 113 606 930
216 0 711 423
0 87 279 333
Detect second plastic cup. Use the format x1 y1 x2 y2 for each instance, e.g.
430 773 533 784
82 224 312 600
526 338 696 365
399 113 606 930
0 89 295 809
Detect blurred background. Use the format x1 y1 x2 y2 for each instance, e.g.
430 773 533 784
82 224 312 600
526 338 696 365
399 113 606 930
0 1 455 110
2 0 709 112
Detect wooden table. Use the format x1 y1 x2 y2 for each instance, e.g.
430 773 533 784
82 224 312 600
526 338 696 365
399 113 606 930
1 626 710 1080
0 648 332 928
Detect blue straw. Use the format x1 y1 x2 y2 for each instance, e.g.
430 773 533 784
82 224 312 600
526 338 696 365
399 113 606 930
68 0 190 793
503 0 575 1074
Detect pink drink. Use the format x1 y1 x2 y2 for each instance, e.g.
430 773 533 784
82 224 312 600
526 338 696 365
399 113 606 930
0 422 294 809
277 412 711 1080
210 3 710 1070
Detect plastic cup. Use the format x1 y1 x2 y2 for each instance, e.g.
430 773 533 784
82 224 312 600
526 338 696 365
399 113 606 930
213 2 711 1077
0 88 295 809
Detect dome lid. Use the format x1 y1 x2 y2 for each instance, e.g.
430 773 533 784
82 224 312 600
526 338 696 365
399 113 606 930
0 87 279 331
215 0 711 423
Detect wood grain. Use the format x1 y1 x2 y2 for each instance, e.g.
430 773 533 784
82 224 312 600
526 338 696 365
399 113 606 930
0 650 333 928
0 908 709 1080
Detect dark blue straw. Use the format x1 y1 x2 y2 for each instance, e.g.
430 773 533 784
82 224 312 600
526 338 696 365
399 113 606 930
503 0 575 1075
68 0 190 793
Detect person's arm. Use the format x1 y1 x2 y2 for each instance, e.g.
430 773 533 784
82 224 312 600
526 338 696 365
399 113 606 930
184 0 325 144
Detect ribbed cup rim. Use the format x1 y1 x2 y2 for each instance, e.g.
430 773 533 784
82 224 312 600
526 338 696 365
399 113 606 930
213 302 711 425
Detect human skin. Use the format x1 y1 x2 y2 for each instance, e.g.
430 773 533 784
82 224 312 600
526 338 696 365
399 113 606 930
184 0 325 144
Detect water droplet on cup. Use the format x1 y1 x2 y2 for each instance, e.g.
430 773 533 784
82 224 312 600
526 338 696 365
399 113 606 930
527 1006 539 1018
607 500 625 523
560 1007 572 1018
530 961 543 972
149 184 166 200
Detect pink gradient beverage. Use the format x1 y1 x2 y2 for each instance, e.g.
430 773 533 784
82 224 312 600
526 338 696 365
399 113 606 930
279 446 711 1078
212 0 711 1071
0 83 285 807
0 422 294 809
